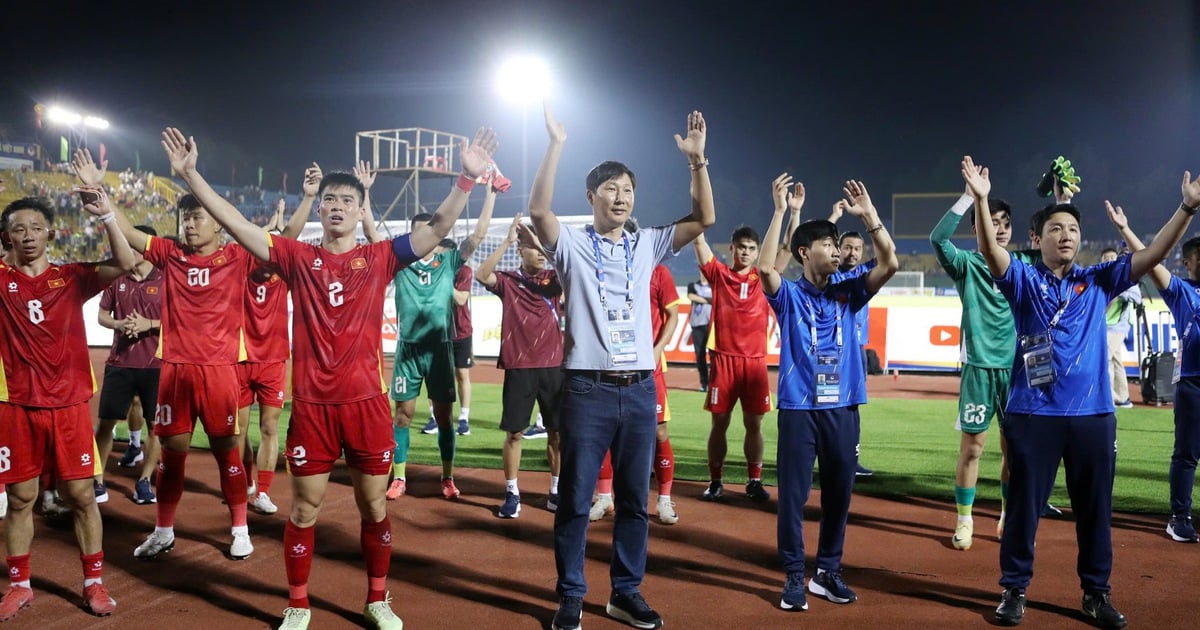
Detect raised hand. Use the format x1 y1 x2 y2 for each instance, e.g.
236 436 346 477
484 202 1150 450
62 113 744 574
506 212 524 243
543 101 566 144
961 156 991 199
353 160 376 190
459 127 500 179
771 173 793 211
1183 171 1200 209
77 185 111 217
1105 200 1130 231
275 198 286 214
788 182 806 213
161 127 198 175
830 200 848 223
516 220 542 251
841 180 876 217
673 111 707 162
302 163 322 197
72 148 108 186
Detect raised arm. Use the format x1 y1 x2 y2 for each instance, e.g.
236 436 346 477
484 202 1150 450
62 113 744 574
775 182 804 271
162 128 269 260
353 160 383 243
693 232 715 267
408 128 498 257
476 212 521 288
529 101 565 249
1108 201 1168 290
964 156 1008 278
79 185 137 281
840 180 898 294
72 149 151 255
460 184 498 259
281 163 321 240
670 111 716 251
758 173 793 296
265 198 286 232
1128 172 1200 280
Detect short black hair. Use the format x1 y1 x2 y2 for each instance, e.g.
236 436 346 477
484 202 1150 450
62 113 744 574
839 231 864 246
134 225 157 237
1028 208 1045 237
1182 236 1200 260
970 198 1012 226
731 226 760 245
177 193 202 213
438 238 457 250
410 212 434 230
1 197 55 228
317 171 365 204
790 220 839 262
1033 203 1081 237
585 161 637 193
1100 246 1119 257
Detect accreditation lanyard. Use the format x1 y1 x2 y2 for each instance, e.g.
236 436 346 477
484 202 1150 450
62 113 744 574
587 226 634 310
804 292 844 353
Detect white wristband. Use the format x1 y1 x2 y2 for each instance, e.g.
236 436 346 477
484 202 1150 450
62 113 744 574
98 212 116 224
950 194 974 216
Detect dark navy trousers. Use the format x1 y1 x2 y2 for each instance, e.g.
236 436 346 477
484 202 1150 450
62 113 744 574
1000 412 1117 593
1169 377 1200 515
777 407 860 574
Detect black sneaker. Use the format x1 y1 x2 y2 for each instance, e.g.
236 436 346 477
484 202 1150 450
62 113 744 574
995 587 1026 626
780 572 808 611
700 480 723 501
551 596 583 630
808 570 857 604
855 463 874 477
1081 592 1127 629
1167 514 1199 542
745 479 771 502
606 591 663 629
1041 502 1063 518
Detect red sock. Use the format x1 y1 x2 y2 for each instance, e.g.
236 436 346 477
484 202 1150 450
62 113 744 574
747 461 763 480
6 554 30 584
213 447 249 527
595 451 613 495
284 521 315 608
258 470 275 495
655 438 675 495
707 461 723 482
156 448 188 528
361 517 392 603
80 551 103 581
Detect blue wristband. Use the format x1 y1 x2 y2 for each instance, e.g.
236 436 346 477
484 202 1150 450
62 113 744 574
391 234 418 264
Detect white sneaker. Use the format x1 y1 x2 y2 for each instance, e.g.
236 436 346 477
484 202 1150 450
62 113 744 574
134 530 176 559
251 492 279 515
279 607 312 629
363 592 404 629
657 497 678 525
589 494 614 521
230 530 254 560
0 491 7 520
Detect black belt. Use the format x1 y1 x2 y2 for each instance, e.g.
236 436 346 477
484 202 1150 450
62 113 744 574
567 370 652 386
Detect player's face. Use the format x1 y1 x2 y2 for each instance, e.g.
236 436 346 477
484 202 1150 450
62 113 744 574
587 174 635 235
318 185 364 237
839 236 864 269
802 236 840 275
991 211 1012 248
729 238 760 270
6 209 51 263
182 207 221 249
1100 251 1118 263
520 243 546 270
1039 211 1080 267
1183 250 1200 281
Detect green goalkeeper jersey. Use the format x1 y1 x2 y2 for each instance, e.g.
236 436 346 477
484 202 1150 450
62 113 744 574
930 201 1036 368
393 247 464 343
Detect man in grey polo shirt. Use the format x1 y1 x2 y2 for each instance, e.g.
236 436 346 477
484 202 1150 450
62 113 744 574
529 102 715 630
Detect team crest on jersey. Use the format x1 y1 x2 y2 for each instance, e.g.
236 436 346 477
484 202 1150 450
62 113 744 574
431 260 441 268
48 278 65 289
749 272 758 281
311 258 324 270
1075 283 1087 295
214 255 227 265
351 257 367 269
147 286 159 294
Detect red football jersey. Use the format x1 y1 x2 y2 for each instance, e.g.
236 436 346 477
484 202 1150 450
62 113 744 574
143 237 248 365
452 264 473 341
700 254 769 357
0 262 106 407
100 268 164 369
243 263 291 363
269 235 401 403
486 268 563 369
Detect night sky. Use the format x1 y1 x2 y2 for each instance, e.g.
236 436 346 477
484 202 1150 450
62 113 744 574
2 0 1198 244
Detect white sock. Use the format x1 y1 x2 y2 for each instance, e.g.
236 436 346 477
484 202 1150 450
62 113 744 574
154 526 175 538
505 479 519 495
536 413 545 428
459 407 470 420
549 476 559 494
84 577 102 587
232 525 248 536
658 494 671 501
958 515 973 523
12 580 30 589
129 430 142 448
597 493 612 501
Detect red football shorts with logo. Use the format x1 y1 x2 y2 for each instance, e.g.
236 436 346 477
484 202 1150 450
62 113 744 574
286 394 393 476
155 362 240 439
0 402 100 483
237 361 288 409
704 352 773 414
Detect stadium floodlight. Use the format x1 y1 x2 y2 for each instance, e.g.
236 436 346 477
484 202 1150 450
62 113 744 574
84 115 110 130
46 105 83 126
496 55 551 104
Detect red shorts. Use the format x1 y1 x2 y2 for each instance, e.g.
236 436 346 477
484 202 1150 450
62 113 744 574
705 353 773 415
654 367 670 423
238 361 288 409
155 362 241 439
0 402 100 484
286 395 393 476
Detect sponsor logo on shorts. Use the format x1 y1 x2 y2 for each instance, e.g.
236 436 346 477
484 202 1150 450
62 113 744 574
80 453 92 466
227 415 235 426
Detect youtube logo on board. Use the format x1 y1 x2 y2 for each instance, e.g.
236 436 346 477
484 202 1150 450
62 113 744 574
929 325 960 346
